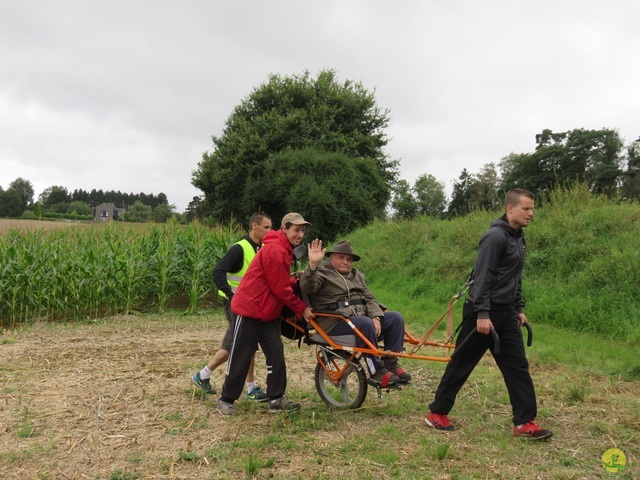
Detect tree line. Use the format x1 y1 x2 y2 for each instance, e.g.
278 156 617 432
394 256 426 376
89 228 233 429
4 70 638 233
439 128 640 218
394 126 640 220
191 69 640 240
0 181 175 223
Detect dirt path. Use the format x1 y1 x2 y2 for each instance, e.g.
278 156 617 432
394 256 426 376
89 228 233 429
2 314 639 479
0 314 317 479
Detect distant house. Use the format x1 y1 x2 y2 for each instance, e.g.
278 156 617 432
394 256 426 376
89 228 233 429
93 203 126 222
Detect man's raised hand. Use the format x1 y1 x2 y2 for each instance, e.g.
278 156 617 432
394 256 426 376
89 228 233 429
307 239 326 269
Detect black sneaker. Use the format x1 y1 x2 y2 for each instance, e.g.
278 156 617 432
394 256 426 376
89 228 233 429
367 368 399 387
191 372 216 394
385 359 412 383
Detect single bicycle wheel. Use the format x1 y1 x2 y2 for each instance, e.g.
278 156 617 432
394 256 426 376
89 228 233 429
315 349 367 409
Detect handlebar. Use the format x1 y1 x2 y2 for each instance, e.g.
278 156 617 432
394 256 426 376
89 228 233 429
451 327 500 358
451 322 533 359
523 322 533 346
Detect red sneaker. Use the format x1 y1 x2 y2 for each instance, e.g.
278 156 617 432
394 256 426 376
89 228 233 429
425 411 455 431
513 420 553 440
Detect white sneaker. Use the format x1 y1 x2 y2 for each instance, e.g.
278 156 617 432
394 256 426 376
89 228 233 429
217 399 236 416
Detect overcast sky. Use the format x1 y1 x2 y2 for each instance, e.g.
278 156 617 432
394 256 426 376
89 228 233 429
2 1 639 213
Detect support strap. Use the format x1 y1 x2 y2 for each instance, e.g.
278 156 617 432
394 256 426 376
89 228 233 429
322 298 365 310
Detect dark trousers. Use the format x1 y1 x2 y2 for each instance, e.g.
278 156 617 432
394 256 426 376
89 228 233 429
220 315 286 404
429 300 537 425
220 299 235 351
329 311 405 374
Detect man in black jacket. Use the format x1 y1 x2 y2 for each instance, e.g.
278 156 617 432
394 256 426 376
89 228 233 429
425 189 552 440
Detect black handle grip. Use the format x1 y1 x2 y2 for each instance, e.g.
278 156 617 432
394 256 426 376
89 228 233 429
490 327 500 355
451 327 500 358
524 322 533 346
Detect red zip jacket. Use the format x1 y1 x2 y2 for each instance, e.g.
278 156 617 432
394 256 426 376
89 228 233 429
230 228 307 321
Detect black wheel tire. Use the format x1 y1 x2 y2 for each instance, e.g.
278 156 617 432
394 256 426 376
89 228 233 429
314 350 368 409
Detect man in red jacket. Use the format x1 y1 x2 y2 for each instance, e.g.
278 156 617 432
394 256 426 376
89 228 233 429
217 213 315 415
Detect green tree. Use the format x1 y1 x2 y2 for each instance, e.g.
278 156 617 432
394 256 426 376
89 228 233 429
391 179 418 220
468 163 501 211
447 165 501 218
413 174 447 218
447 169 472 217
241 148 387 241
185 196 204 222
500 128 624 196
577 130 624 194
499 152 553 194
71 188 90 203
620 138 640 200
48 202 71 214
68 201 91 216
88 189 105 206
156 192 169 206
39 185 70 209
8 177 35 210
192 69 398 224
153 204 174 223
123 201 153 223
0 189 25 217
33 201 42 219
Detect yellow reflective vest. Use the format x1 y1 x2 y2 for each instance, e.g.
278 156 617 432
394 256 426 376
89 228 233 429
217 239 256 298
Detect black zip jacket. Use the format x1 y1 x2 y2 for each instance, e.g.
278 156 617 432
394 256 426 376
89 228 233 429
468 215 526 316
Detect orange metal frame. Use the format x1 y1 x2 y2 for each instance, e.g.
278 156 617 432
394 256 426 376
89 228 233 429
284 291 466 365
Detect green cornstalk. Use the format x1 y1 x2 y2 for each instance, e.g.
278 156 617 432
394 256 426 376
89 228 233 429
149 224 181 312
0 220 241 325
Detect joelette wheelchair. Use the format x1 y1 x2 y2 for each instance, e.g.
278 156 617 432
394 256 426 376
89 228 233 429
282 284 485 409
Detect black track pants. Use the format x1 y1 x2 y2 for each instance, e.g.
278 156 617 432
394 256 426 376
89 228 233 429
220 315 286 403
429 300 537 425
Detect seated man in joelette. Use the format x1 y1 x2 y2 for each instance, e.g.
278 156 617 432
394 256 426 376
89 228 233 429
300 239 411 387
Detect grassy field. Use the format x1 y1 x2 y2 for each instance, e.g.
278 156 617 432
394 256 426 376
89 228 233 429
1 311 638 479
0 218 89 234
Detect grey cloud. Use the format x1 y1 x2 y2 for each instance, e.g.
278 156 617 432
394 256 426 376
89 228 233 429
1 0 639 211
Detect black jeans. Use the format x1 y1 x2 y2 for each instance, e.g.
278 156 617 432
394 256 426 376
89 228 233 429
429 300 537 425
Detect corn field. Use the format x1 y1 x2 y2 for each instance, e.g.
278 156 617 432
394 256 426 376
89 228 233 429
0 221 243 326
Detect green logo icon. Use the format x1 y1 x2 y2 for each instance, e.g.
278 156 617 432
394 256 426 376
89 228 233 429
601 448 633 476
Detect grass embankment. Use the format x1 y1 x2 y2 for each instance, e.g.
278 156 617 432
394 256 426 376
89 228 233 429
350 185 640 342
